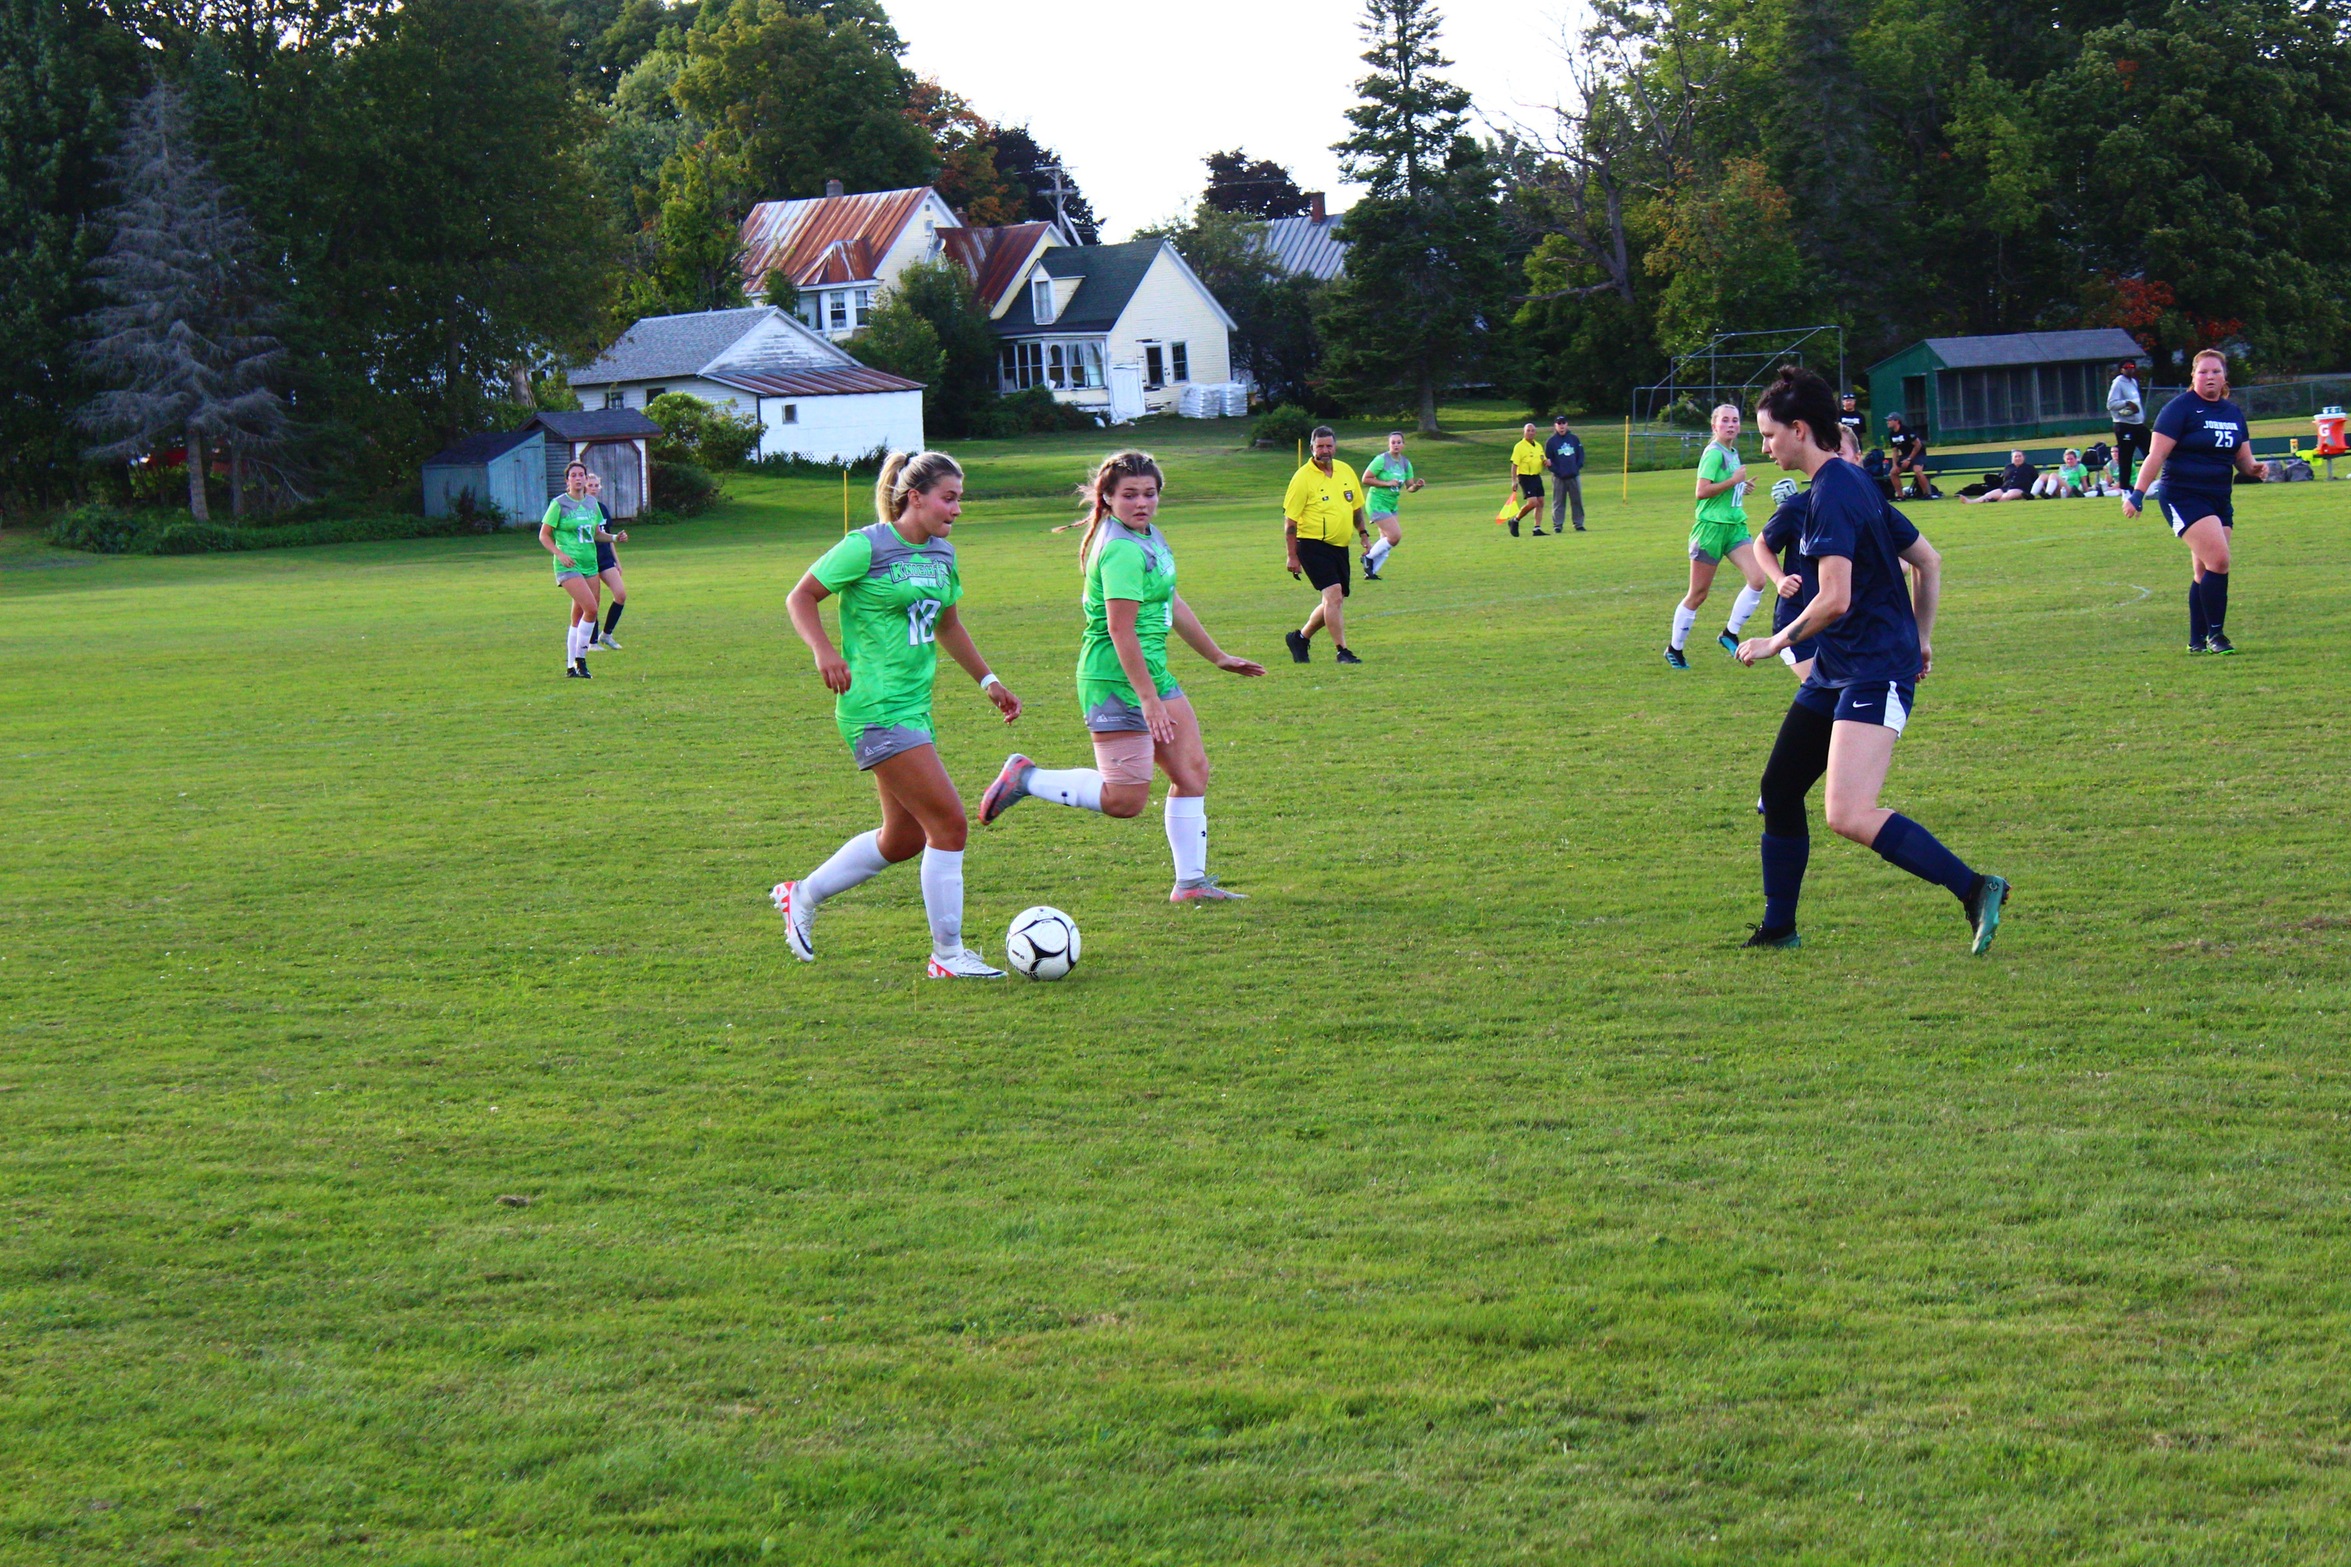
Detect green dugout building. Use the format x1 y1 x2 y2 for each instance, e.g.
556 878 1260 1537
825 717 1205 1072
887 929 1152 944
1866 329 2145 444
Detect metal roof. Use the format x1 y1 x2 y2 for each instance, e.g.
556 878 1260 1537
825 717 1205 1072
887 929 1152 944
738 187 938 290
708 366 925 398
996 240 1165 336
526 408 662 441
1258 214 1348 281
423 428 539 467
941 222 1056 311
1882 328 2145 372
572 308 777 384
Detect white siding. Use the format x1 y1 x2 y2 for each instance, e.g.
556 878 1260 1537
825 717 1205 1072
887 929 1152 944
579 376 758 415
872 191 962 289
1104 250 1234 413
755 389 924 464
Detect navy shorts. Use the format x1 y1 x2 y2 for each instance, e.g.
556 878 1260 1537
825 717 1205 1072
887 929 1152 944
1795 678 1915 735
595 540 619 572
2158 487 2232 535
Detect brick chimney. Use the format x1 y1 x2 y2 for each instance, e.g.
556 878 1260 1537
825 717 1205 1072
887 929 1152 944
1308 191 1326 223
824 178 844 199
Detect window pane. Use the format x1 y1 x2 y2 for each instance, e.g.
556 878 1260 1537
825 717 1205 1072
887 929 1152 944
856 290 873 326
1145 346 1164 388
827 293 846 329
1000 344 1017 390
1083 343 1102 387
1171 342 1188 382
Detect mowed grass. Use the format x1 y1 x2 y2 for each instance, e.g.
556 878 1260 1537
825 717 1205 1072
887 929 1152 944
5 427 2351 1565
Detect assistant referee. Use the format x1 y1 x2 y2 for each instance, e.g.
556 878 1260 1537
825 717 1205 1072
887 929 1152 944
1283 426 1370 665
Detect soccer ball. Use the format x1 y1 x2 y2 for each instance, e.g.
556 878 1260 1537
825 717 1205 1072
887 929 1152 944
1004 906 1080 981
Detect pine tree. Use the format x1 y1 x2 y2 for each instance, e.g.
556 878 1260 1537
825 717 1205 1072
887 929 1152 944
76 81 288 521
1318 0 1510 431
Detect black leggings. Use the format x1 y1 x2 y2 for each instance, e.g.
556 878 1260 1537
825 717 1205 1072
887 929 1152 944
1758 698 1835 837
2114 423 2147 486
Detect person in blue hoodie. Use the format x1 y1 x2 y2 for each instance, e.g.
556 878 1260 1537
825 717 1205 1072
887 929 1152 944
1542 414 1587 533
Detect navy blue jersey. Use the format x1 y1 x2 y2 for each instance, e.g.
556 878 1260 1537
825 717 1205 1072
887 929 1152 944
2152 391 2248 491
1759 489 1816 637
1798 459 1924 688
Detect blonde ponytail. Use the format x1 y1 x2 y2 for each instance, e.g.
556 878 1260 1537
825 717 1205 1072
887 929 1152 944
874 449 963 524
1073 449 1165 569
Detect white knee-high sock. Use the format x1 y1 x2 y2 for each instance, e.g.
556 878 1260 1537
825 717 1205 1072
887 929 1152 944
919 847 964 955
1165 794 1207 882
565 622 579 664
1671 604 1698 650
802 829 891 906
1367 536 1394 569
1025 766 1104 811
1725 584 1765 634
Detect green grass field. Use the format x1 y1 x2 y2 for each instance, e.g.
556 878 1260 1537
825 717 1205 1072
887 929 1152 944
7 416 2351 1564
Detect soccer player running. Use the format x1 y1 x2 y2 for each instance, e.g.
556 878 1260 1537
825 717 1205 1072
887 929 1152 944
1506 423 1546 535
979 450 1267 901
2124 347 2264 655
1282 426 1371 664
1733 367 2009 954
1746 423 1863 686
1359 431 1423 580
773 451 1023 978
1665 404 1770 670
1543 413 1587 532
584 469 628 651
540 460 622 679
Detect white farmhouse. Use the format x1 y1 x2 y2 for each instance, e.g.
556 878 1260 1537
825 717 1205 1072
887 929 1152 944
568 305 923 464
737 183 963 342
992 239 1236 418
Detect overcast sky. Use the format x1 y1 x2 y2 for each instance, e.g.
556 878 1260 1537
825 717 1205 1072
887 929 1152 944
888 0 1583 239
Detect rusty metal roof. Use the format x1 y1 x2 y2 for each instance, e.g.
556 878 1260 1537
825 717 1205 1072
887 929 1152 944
707 366 925 398
940 222 1056 311
739 188 934 290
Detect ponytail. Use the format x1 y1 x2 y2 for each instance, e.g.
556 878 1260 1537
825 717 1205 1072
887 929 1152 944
874 449 963 524
1073 449 1165 568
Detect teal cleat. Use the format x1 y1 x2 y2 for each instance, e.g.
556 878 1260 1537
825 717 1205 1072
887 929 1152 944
1741 924 1801 949
1965 873 2011 955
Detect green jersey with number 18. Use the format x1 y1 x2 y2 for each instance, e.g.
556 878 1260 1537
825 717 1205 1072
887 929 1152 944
808 521 963 744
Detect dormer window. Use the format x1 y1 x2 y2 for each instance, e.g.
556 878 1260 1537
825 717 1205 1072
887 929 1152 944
1031 277 1056 324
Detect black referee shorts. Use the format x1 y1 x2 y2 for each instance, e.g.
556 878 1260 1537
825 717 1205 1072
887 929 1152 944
1295 537 1351 596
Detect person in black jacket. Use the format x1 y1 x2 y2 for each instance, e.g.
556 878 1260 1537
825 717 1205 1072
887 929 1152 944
1963 450 2036 504
1542 414 1587 532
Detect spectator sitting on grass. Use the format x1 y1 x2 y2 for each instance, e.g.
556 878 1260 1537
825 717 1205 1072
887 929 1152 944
1965 450 2037 504
2030 449 2091 498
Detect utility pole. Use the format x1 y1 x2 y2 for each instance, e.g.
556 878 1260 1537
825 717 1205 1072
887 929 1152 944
1039 163 1079 246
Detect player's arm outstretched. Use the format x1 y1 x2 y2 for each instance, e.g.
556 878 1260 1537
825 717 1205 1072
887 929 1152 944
1169 593 1265 677
933 604 1021 723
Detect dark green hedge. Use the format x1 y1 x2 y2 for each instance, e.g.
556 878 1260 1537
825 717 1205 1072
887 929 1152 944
47 505 481 556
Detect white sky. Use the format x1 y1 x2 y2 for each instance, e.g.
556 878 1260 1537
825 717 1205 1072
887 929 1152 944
889 0 1584 239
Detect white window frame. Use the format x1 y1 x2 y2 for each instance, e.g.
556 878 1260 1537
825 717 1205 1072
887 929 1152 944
1031 277 1056 324
855 288 874 327
603 390 623 409
827 291 848 332
1170 342 1189 383
1143 344 1165 390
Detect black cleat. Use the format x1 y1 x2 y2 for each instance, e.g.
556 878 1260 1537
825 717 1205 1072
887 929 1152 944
1741 924 1802 949
1664 644 1690 670
1334 646 1363 665
2186 641 2207 655
565 664 583 678
1285 629 1311 664
1964 873 2011 955
574 658 590 679
2205 632 2236 655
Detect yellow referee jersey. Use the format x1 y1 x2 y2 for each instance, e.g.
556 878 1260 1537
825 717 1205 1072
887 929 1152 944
1283 459 1363 544
1511 438 1545 475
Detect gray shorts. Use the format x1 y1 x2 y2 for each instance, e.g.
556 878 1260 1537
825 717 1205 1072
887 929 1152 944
852 723 934 770
557 569 596 584
1083 686 1182 734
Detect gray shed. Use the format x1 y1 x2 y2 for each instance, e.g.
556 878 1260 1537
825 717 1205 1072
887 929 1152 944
525 408 661 520
422 428 546 524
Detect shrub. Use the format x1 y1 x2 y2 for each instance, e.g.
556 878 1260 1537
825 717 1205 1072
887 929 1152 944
1251 403 1318 448
741 446 889 479
977 386 1101 438
448 489 506 534
46 505 151 554
645 392 763 470
651 459 719 515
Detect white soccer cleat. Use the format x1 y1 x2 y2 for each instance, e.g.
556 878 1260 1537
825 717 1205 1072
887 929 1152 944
925 947 1006 979
772 881 814 961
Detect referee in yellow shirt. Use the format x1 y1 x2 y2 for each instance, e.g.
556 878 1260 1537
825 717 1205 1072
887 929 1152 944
1282 426 1370 664
1507 422 1546 535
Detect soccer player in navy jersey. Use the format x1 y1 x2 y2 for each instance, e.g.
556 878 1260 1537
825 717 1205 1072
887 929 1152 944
2124 348 2264 654
1731 367 2009 954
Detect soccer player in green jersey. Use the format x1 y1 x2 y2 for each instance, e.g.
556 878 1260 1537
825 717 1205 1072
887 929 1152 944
1359 431 1424 580
540 461 624 678
1665 404 1771 670
774 451 1024 978
977 450 1266 902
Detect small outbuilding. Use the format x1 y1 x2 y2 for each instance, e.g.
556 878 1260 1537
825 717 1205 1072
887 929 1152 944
1866 328 2144 444
523 408 661 520
422 428 545 524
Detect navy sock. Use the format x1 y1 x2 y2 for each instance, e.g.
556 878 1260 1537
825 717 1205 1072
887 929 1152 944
2188 578 2207 645
605 601 625 634
1871 813 1977 902
1761 832 1809 932
2202 570 2227 637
